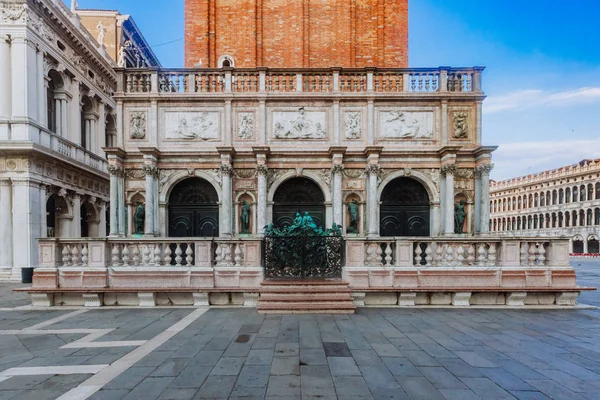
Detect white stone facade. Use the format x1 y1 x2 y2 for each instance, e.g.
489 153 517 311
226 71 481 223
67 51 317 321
0 0 118 280
490 159 600 254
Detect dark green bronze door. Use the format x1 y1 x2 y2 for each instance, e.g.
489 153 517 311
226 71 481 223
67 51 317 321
380 177 430 237
168 178 219 237
273 178 326 229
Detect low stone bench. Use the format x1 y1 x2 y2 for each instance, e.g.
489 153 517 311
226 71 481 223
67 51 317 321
14 287 260 308
348 287 596 307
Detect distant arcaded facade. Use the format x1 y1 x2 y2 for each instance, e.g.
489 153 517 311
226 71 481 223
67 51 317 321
490 159 600 254
184 0 408 68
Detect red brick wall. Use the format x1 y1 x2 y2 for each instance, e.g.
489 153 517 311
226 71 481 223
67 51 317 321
185 0 408 68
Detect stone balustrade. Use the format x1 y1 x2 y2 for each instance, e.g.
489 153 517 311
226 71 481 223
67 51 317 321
118 67 484 95
45 129 108 173
39 238 262 269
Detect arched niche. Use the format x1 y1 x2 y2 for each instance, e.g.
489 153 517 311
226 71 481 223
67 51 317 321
168 177 219 237
454 192 471 234
272 177 326 229
344 192 363 235
380 177 431 237
235 191 256 235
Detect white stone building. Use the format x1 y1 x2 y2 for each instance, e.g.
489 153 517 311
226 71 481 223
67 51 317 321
490 159 600 254
0 0 156 280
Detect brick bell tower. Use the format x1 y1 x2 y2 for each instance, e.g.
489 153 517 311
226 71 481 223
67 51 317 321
184 0 408 68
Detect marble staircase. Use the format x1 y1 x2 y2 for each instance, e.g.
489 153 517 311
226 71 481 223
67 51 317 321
257 279 356 314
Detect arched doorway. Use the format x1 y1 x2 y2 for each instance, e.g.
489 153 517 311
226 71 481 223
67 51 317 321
168 178 219 237
273 177 325 229
572 238 584 254
588 236 599 254
380 177 430 237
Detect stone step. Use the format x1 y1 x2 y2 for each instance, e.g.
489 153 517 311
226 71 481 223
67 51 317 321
260 279 349 286
257 302 356 310
259 286 352 294
259 294 353 302
258 309 355 314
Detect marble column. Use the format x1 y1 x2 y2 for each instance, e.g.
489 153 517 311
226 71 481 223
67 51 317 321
478 164 494 234
442 165 456 235
37 50 45 126
332 165 344 227
108 167 119 236
11 180 42 273
40 185 47 239
0 36 11 131
220 164 233 237
117 172 126 237
0 180 13 269
61 98 68 138
99 201 107 237
143 165 158 236
366 164 380 237
256 165 268 235
55 98 62 135
72 193 82 238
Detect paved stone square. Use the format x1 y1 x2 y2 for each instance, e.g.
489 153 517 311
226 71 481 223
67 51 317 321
0 260 598 399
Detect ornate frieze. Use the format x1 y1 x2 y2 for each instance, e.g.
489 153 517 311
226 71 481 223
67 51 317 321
344 169 365 179
234 169 256 179
165 111 219 140
344 111 361 139
0 3 28 24
273 108 326 139
129 112 147 139
379 111 434 139
238 112 254 139
452 111 469 139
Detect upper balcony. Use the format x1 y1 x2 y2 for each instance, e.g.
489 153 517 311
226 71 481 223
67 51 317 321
116 67 484 97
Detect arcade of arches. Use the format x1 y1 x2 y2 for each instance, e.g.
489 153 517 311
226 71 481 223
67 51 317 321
162 175 442 238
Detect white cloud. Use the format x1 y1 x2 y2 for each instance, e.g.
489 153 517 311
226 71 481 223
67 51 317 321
491 139 600 181
484 87 600 114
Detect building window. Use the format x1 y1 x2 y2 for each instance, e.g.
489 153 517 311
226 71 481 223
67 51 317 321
218 55 235 68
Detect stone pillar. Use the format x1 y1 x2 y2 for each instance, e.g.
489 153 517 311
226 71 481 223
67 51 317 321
366 164 380 237
10 37 37 123
55 98 62 135
584 240 589 254
220 164 233 237
474 169 482 233
143 165 158 236
332 165 344 227
61 98 68 138
0 36 11 135
478 164 494 234
98 201 107 237
72 193 82 238
0 180 13 269
256 165 268 235
11 180 42 275
442 165 456 235
37 50 45 126
108 166 120 236
117 172 126 237
40 184 47 239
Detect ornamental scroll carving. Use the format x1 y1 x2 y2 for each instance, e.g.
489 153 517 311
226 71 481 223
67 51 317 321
130 112 147 139
380 111 433 139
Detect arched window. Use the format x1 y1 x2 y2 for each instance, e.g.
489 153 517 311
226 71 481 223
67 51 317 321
534 193 539 207
540 214 545 229
47 70 66 135
534 215 538 229
546 191 551 206
573 187 578 202
595 208 600 225
558 212 563 228
540 193 545 207
572 211 578 227
566 213 570 227
596 183 600 200
518 196 522 210
580 210 585 226
218 55 235 68
105 113 117 147
580 185 587 202
566 188 571 203
552 213 557 228
552 190 557 205
558 189 564 204
512 197 516 210
528 194 533 208
528 215 532 229
80 95 94 151
587 209 593 226
588 184 594 201
503 198 507 211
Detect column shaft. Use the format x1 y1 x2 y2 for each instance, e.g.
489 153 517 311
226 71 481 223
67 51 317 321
480 169 491 233
55 99 62 135
444 172 455 234
109 173 119 236
0 181 13 269
367 168 379 237
144 171 155 235
257 168 267 235
72 194 82 238
0 37 11 122
333 169 343 227
117 176 126 236
61 99 68 138
221 167 233 237
11 181 41 273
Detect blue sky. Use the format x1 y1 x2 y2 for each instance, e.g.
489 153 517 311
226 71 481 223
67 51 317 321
69 0 600 180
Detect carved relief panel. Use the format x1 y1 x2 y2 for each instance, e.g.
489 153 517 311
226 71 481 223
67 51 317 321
236 111 255 141
163 110 221 141
449 108 473 141
270 108 328 140
377 110 435 141
343 111 363 140
129 111 147 140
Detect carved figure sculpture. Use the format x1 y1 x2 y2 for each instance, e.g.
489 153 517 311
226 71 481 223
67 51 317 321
381 111 433 139
240 200 251 234
133 201 145 234
454 199 467 234
96 21 106 46
171 112 217 140
130 112 146 139
238 113 253 139
274 108 326 139
117 40 131 68
453 111 469 139
347 200 359 233
345 112 361 139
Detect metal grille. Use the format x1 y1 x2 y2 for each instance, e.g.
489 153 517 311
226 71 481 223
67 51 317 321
263 236 344 279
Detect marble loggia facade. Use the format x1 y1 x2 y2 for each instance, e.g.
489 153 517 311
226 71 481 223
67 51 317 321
490 159 600 254
0 0 156 280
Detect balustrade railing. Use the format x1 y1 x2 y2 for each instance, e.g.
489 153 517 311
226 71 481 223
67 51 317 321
48 133 107 173
119 67 484 95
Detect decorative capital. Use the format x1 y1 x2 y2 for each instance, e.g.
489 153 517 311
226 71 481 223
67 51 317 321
107 165 123 177
331 165 345 175
255 164 269 177
440 164 456 177
219 164 234 177
142 165 159 177
476 163 494 176
365 164 380 176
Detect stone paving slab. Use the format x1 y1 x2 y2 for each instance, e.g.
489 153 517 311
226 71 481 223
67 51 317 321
0 261 598 399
